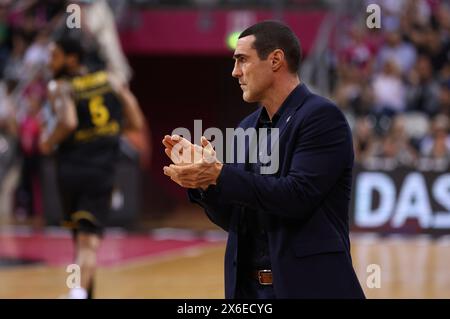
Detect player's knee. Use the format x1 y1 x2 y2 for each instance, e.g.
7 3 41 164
77 232 101 251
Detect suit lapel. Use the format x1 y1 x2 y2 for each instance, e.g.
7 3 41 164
237 107 262 172
236 84 312 171
270 84 312 151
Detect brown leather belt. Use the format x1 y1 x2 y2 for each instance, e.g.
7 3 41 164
252 269 273 285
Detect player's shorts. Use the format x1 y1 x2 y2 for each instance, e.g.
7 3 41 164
57 162 114 237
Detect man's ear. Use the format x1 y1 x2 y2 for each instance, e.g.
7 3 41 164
271 49 284 72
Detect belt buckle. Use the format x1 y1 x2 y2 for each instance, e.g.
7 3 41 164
257 269 272 286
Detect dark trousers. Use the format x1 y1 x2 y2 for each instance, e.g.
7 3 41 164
235 274 276 299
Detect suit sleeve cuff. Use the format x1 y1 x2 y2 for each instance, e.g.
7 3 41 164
214 164 244 204
187 164 231 205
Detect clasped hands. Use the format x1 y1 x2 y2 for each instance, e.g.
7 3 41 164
162 135 223 190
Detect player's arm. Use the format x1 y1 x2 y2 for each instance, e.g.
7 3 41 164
108 74 144 132
40 80 78 155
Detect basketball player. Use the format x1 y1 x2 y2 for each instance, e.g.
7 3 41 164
40 31 144 299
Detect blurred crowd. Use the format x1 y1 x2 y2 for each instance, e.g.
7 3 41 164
333 0 450 168
0 0 134 224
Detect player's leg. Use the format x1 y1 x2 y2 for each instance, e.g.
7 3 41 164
58 182 102 299
87 278 95 299
74 230 101 298
60 166 113 299
70 185 112 299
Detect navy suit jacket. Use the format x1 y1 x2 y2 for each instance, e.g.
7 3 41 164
189 84 365 299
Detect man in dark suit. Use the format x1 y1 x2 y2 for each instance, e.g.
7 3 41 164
162 21 365 299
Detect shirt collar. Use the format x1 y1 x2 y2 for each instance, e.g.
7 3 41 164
258 83 306 127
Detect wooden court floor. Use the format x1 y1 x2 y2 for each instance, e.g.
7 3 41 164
1 234 450 299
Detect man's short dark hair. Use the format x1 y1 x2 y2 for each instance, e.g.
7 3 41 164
53 29 85 62
239 20 302 74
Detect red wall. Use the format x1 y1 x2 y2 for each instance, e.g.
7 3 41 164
128 55 257 213
120 9 326 56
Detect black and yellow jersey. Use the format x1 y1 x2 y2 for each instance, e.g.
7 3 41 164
57 70 123 171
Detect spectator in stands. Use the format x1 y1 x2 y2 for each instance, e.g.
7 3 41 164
377 23 417 75
0 79 19 223
353 116 378 163
406 54 440 117
15 79 44 224
400 0 431 31
0 2 11 78
434 1 450 36
334 64 363 111
17 10 37 45
372 59 406 115
334 24 376 117
339 24 375 79
373 115 418 166
421 26 450 74
420 114 450 160
370 0 406 19
23 30 49 71
3 31 27 81
440 60 450 81
438 78 450 116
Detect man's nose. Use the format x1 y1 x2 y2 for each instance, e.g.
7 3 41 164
232 64 241 78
